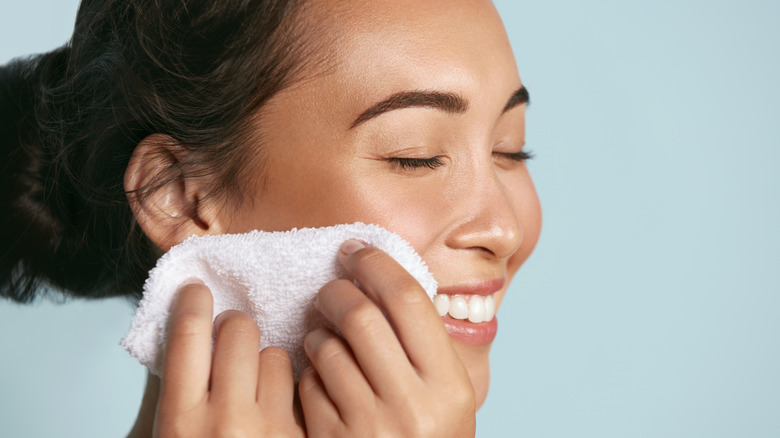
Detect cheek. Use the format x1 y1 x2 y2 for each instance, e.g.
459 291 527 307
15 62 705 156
488 167 541 311
338 173 447 253
231 160 445 255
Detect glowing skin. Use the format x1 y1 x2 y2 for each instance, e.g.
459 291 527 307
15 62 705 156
220 0 542 409
125 1 542 435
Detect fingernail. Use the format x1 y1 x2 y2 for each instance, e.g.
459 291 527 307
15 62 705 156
174 278 207 301
179 277 205 289
340 239 365 256
304 328 329 354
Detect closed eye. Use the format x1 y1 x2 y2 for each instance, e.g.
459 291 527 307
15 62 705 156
386 156 445 170
495 150 533 162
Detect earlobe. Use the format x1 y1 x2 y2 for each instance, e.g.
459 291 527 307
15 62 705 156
124 134 221 251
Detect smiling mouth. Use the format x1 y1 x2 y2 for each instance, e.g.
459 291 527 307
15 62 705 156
432 278 504 323
434 293 496 323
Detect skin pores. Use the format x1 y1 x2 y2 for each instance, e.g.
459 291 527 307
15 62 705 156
217 0 542 408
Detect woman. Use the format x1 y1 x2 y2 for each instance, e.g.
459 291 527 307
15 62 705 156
0 0 541 436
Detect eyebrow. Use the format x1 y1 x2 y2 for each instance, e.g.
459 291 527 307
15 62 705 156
350 85 529 129
503 86 530 113
350 90 468 129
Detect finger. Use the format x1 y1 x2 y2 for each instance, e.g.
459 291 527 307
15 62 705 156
303 328 374 419
160 283 214 407
256 347 295 410
315 279 417 398
210 309 261 403
338 240 460 376
298 367 342 436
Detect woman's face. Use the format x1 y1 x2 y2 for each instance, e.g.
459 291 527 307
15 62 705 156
222 0 541 408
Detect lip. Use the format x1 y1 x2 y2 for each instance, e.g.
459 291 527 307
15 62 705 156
437 278 504 345
436 278 505 296
442 316 498 345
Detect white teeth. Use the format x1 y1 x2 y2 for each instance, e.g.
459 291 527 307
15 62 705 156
468 297 485 323
433 294 450 317
448 296 469 320
484 295 495 321
438 294 496 322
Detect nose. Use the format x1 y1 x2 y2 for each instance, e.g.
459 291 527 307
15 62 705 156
446 166 523 260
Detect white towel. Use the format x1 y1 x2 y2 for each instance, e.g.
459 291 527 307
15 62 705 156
120 223 437 380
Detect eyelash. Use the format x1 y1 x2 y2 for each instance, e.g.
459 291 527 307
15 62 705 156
387 150 533 170
387 156 445 170
500 150 534 162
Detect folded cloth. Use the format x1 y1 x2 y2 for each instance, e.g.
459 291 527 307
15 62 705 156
120 222 437 380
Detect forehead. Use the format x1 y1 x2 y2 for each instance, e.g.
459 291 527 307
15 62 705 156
259 0 522 139
302 0 519 94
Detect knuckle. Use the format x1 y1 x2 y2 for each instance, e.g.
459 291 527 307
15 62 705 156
213 424 251 438
394 283 429 308
264 431 296 438
341 300 383 333
407 411 437 437
448 382 477 414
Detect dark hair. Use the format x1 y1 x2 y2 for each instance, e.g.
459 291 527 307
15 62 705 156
0 0 312 303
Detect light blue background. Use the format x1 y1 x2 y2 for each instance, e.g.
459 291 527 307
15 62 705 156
1 1 779 437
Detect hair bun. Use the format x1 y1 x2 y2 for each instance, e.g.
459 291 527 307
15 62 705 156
2 1 309 304
0 47 84 303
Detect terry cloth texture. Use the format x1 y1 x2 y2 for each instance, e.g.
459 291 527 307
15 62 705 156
121 223 437 380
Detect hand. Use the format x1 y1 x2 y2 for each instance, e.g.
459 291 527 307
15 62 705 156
153 283 305 438
299 240 477 437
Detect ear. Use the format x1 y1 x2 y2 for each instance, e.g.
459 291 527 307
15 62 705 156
124 134 226 252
